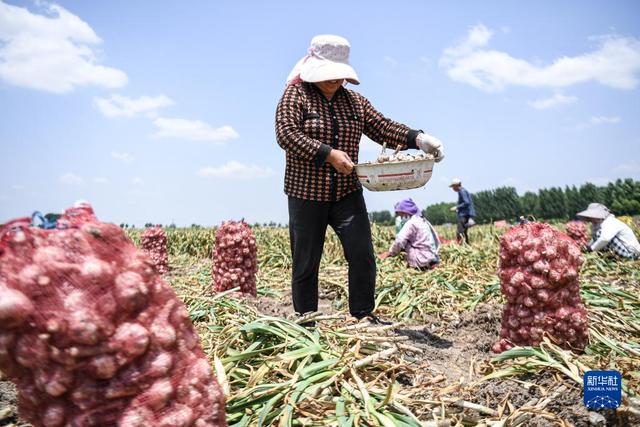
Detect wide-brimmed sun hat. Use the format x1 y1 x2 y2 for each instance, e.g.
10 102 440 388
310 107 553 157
577 203 610 220
286 35 360 86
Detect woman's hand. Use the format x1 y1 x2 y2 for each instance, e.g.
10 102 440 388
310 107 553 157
378 251 391 260
416 133 445 162
327 149 355 175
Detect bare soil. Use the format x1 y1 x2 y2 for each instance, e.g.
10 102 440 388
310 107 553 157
0 379 25 427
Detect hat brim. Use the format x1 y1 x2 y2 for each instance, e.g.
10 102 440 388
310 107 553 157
300 57 360 85
576 209 608 219
449 183 461 187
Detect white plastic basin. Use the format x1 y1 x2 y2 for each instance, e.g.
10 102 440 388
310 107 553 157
355 158 435 191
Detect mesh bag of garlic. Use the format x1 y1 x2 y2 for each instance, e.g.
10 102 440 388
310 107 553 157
141 226 169 274
565 220 590 247
493 222 589 353
212 221 257 296
0 205 226 427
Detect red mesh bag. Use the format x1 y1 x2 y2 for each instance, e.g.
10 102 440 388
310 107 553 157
212 221 257 296
493 222 589 353
141 227 169 274
0 205 226 427
565 220 589 247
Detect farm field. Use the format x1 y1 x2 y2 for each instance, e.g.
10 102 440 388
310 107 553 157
1 222 639 426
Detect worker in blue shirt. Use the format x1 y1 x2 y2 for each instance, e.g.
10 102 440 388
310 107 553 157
449 178 476 244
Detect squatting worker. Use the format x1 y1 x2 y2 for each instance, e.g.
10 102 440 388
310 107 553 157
379 199 441 270
275 35 445 323
576 203 640 259
449 178 476 244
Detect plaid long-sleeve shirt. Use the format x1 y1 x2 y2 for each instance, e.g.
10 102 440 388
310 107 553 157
275 82 420 201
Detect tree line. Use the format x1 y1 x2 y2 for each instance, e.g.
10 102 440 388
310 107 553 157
368 178 640 226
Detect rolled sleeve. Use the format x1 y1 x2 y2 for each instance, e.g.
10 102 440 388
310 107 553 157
314 143 332 167
406 129 422 150
275 85 324 162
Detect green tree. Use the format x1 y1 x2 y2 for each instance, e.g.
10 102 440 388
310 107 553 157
369 210 394 225
472 189 495 223
424 202 457 225
579 182 603 207
423 179 640 224
565 185 582 219
520 191 539 218
538 187 567 220
493 187 521 222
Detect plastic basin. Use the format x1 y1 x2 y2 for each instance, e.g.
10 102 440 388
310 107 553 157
355 158 434 191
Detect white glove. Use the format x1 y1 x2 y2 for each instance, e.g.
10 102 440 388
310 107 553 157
450 206 457 212
416 133 444 162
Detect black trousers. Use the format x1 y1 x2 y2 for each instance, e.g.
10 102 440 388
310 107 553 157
457 215 470 244
288 190 376 317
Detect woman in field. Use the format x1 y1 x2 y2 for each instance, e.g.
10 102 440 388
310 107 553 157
379 199 441 269
577 203 640 259
275 35 444 323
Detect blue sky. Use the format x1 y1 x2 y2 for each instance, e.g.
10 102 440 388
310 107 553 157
1 0 639 226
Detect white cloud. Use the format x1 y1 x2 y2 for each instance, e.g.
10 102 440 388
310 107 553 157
94 94 173 118
591 116 621 125
528 93 577 110
60 172 84 185
197 161 274 180
11 184 24 191
577 115 622 130
153 117 239 142
614 160 640 174
110 151 134 163
93 177 108 184
0 1 127 93
440 24 640 92
131 177 143 185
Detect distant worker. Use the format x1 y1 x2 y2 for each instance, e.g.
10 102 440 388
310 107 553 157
449 178 476 244
576 203 640 259
379 199 440 270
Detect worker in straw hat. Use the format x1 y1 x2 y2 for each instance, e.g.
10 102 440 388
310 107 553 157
449 178 476 244
576 203 640 259
276 34 445 325
379 198 441 270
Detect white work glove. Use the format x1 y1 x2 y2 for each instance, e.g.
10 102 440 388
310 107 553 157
450 206 457 212
416 132 444 162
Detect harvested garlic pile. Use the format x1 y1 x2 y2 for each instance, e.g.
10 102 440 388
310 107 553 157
374 152 434 164
212 221 257 296
493 222 589 353
141 226 169 274
565 221 589 247
0 205 226 427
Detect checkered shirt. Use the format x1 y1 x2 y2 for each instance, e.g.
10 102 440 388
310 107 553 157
275 82 420 201
594 228 639 259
